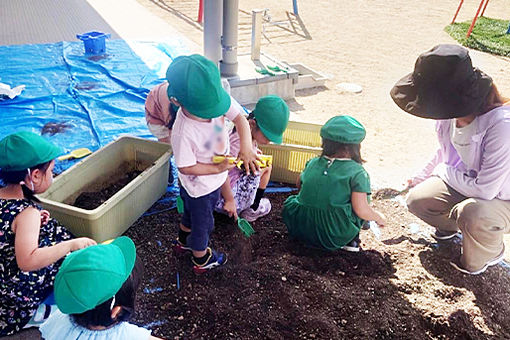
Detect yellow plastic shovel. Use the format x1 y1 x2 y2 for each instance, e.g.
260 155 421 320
212 155 273 169
58 147 92 161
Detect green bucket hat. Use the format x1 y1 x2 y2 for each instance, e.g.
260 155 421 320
0 131 62 171
252 95 290 144
54 236 136 314
166 54 231 119
320 116 366 144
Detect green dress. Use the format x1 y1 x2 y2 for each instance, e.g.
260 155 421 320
282 157 371 251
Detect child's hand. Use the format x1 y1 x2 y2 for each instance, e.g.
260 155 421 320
237 149 260 175
217 159 236 173
223 199 238 219
40 210 50 225
69 238 97 252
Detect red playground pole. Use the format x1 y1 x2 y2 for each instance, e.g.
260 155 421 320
198 0 204 23
480 0 490 17
466 0 487 38
451 0 464 24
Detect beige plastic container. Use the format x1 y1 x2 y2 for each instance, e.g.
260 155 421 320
259 121 323 184
38 136 172 242
282 121 322 147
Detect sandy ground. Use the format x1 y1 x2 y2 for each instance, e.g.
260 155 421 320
136 0 510 264
136 0 510 189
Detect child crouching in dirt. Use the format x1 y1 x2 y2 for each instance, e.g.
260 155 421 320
168 54 259 273
282 115 386 252
40 237 162 340
216 95 290 222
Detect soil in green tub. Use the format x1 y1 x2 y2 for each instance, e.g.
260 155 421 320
73 170 141 210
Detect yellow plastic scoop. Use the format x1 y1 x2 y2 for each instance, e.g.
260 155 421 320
58 147 92 161
212 155 272 169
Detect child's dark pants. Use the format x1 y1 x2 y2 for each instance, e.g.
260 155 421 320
180 186 221 251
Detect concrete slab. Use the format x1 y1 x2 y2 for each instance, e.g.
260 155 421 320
0 0 199 53
229 53 298 105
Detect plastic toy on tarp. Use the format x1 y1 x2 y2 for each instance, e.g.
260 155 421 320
76 31 111 55
58 147 92 161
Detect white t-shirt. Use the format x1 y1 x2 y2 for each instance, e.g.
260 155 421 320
171 99 243 197
40 310 152 340
451 119 477 168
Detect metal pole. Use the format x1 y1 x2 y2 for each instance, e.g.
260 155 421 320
204 0 223 66
466 0 485 38
198 0 204 23
292 0 299 16
480 0 489 17
451 0 464 24
220 0 239 77
251 9 263 61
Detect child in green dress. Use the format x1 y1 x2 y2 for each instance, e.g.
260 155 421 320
282 115 386 252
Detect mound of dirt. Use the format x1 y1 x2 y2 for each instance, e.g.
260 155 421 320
125 192 510 339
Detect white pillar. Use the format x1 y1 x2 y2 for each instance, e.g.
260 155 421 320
220 0 239 77
203 0 223 66
251 9 263 61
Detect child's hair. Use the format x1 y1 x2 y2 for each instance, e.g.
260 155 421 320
71 256 144 329
0 161 53 201
321 139 365 164
232 111 258 134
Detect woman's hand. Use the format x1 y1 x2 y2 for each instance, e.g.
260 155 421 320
69 238 97 252
374 211 386 227
40 210 50 225
223 199 238 219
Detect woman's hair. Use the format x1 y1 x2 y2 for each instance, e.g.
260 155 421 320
71 256 144 329
321 139 365 164
481 84 509 114
0 161 52 201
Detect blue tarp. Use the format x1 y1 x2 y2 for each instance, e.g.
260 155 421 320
0 39 293 212
0 39 188 173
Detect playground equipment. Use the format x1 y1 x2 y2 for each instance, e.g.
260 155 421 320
202 0 302 76
198 0 298 23
451 0 510 38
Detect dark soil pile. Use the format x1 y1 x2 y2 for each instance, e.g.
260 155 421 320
73 171 141 209
125 192 510 340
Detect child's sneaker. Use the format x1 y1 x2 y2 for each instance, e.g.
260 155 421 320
341 237 361 252
240 198 271 222
171 239 192 255
192 247 227 274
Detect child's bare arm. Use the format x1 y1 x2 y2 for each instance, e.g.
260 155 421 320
220 179 237 218
13 208 96 271
351 192 386 226
231 114 260 175
178 159 235 176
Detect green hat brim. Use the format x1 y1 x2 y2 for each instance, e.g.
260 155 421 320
185 89 231 119
0 133 63 171
40 144 63 166
111 236 136 276
259 124 283 144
